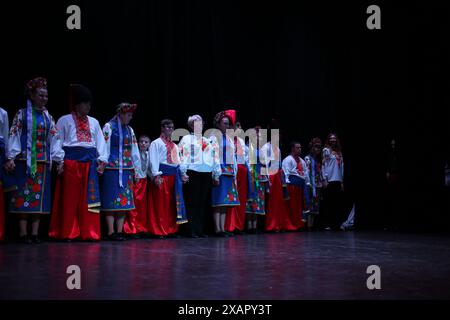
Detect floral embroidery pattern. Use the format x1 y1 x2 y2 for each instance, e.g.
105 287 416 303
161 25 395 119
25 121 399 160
35 121 47 160
72 112 92 142
49 115 58 137
247 183 266 214
221 164 234 175
107 133 133 168
11 165 45 209
224 180 239 203
332 151 343 168
176 193 185 221
9 110 23 137
122 137 133 166
89 178 97 202
180 137 211 163
104 129 110 142
111 178 134 207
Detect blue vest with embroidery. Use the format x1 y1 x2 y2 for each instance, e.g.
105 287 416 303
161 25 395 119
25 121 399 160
19 108 51 162
106 120 134 169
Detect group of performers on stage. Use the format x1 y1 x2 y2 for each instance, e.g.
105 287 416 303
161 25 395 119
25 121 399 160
0 77 346 243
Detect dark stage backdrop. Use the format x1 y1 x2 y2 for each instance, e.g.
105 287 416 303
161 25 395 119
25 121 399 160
1 0 449 230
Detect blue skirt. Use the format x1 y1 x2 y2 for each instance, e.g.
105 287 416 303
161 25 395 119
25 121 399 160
4 161 51 214
211 175 240 207
100 169 135 212
246 181 266 215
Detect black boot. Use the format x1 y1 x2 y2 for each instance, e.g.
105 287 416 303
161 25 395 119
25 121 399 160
116 233 126 241
30 235 41 244
19 235 32 244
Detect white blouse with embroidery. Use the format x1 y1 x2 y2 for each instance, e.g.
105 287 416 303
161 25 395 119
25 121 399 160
149 137 185 177
260 142 282 175
178 134 221 179
56 114 108 163
0 107 9 145
322 147 344 182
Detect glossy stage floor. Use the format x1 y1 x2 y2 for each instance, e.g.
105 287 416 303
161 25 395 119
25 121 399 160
1 231 450 300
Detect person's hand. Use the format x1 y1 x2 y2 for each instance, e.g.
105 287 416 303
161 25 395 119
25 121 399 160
97 161 106 175
56 162 64 175
181 174 189 184
212 177 220 186
4 159 15 173
386 172 390 180
341 182 344 192
154 175 163 187
322 180 328 189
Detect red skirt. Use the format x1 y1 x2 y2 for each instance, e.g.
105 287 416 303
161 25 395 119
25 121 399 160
147 176 179 236
48 160 101 241
0 183 4 241
286 185 305 230
124 178 148 234
265 169 297 231
225 164 248 232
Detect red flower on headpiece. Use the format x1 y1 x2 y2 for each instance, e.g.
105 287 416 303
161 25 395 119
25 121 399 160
117 103 138 114
214 109 237 128
27 77 47 92
224 110 236 126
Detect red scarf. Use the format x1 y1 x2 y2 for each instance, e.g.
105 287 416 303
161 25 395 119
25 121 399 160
160 134 178 164
72 112 92 143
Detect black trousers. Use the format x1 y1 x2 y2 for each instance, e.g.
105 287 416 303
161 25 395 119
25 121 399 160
320 181 345 230
181 170 212 236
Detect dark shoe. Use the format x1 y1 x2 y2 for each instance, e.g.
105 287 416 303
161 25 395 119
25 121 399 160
247 228 256 234
234 230 245 235
116 233 126 241
224 231 234 237
189 233 200 238
107 233 119 241
30 235 41 244
167 234 181 239
149 234 165 239
197 233 209 238
215 232 227 238
139 232 151 238
126 233 140 239
20 235 32 244
85 239 100 242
